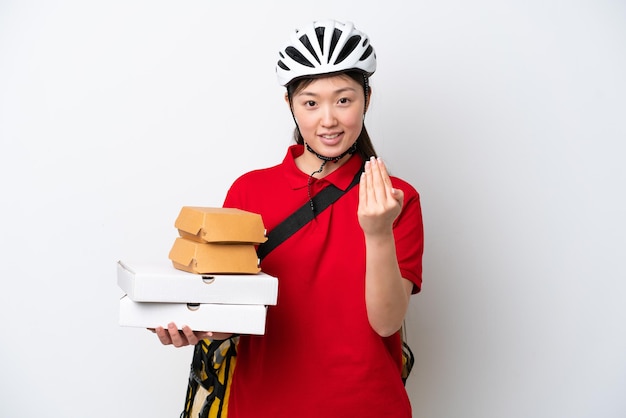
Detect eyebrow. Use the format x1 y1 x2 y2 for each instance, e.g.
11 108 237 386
296 87 358 97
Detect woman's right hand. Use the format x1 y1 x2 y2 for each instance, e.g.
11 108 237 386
151 323 231 347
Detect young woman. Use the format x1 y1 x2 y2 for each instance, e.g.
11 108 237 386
155 19 424 418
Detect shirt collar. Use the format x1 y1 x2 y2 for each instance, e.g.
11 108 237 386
283 144 363 191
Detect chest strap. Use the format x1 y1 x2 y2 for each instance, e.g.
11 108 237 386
257 165 363 261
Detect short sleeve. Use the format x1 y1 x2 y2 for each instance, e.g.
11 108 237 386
391 178 424 293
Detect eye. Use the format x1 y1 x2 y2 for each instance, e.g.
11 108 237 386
338 97 351 105
304 100 317 108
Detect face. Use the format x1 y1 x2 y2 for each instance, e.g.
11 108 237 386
288 75 366 162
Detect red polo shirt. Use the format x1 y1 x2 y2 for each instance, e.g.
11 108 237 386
223 145 423 418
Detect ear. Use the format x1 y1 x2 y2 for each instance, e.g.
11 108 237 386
284 92 290 106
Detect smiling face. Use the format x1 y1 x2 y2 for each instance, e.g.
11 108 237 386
287 74 368 173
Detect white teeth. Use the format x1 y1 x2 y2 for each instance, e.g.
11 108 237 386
322 134 339 139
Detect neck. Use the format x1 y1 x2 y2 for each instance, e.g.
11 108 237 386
295 142 356 178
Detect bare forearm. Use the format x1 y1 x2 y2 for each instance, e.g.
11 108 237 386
365 232 412 337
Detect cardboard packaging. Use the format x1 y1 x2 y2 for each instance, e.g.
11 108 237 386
117 260 278 305
119 295 268 334
175 206 267 244
118 207 275 335
168 237 261 274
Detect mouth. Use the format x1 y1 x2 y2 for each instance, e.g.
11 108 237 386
318 132 344 145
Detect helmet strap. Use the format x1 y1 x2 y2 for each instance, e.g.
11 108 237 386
304 141 357 213
305 141 357 164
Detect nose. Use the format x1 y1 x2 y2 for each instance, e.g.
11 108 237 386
320 105 337 127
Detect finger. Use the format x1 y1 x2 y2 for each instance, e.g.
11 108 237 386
369 157 386 202
198 331 213 341
181 326 199 345
181 326 211 345
375 158 395 201
167 322 188 347
155 326 172 345
391 187 405 207
359 163 368 208
376 157 394 192
365 158 378 204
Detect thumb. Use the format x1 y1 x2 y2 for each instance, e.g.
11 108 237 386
391 187 404 207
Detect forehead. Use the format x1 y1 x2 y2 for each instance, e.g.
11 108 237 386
294 74 363 95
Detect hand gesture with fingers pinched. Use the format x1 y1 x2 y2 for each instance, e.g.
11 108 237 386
358 156 404 236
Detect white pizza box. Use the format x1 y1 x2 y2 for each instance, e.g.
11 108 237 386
117 260 278 305
119 295 268 334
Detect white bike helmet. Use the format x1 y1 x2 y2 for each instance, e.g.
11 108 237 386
276 20 377 86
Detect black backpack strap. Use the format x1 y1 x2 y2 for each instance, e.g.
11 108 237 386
257 166 363 261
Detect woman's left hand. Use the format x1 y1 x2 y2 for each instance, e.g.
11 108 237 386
357 156 404 236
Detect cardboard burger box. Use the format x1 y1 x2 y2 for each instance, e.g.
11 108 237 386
175 206 267 244
117 260 278 305
168 207 268 274
119 295 268 334
168 237 261 274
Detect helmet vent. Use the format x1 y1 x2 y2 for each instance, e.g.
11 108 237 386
315 27 325 54
299 34 321 65
360 45 374 61
277 60 290 71
335 35 361 65
328 28 342 63
285 46 315 68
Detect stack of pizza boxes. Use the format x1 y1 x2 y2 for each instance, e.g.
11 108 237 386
118 207 278 335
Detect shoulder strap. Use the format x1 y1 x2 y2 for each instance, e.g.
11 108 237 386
257 166 362 261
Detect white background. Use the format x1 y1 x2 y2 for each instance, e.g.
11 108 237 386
1 1 625 417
